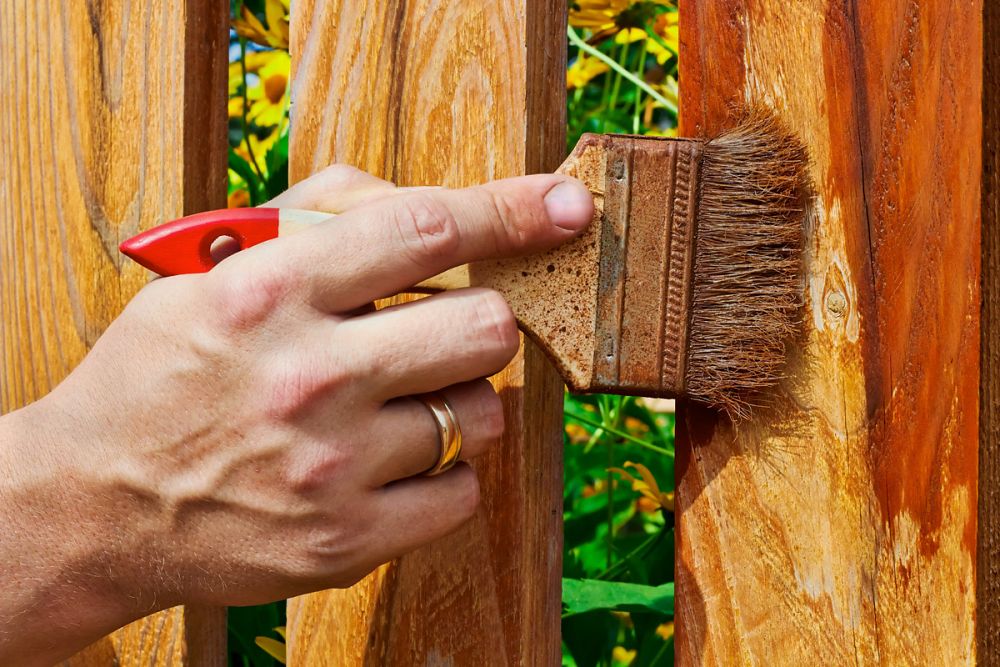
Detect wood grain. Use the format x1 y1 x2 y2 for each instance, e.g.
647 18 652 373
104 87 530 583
285 1 566 664
980 0 999 660
0 0 228 664
676 1 981 663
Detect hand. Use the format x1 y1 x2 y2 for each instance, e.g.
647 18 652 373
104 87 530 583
0 165 592 662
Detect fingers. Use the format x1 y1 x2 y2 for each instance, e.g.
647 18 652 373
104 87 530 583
364 463 481 563
364 379 503 486
333 288 519 401
266 164 398 213
275 174 594 312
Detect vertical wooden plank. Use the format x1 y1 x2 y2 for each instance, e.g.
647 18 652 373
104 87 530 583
676 1 981 664
285 1 566 664
980 0 1000 660
0 0 228 664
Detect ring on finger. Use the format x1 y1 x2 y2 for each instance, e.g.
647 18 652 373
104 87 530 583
416 392 463 476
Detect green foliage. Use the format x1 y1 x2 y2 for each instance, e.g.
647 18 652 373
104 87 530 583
566 2 679 150
562 394 675 666
228 604 285 667
563 579 674 617
563 5 678 662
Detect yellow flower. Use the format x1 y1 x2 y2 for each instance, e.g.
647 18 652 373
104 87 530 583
614 27 647 44
229 50 290 123
229 49 290 164
228 50 283 96
566 53 610 89
248 50 291 127
569 0 632 31
656 620 675 641
255 626 287 664
648 11 679 63
608 461 673 512
612 646 637 665
232 0 290 49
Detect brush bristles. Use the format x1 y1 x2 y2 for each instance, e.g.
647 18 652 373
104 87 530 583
685 108 810 419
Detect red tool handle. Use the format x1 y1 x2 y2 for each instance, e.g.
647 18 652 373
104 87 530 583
119 208 281 276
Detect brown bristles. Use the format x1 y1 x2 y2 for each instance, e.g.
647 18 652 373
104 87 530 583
685 108 811 419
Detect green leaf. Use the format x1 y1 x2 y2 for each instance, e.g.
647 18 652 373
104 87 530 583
228 148 265 206
263 132 289 199
562 578 674 617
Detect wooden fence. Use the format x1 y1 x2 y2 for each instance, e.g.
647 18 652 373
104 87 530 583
0 0 994 664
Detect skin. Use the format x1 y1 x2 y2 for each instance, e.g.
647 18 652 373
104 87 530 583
0 166 593 665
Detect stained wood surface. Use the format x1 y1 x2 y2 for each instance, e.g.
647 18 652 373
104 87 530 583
285 1 566 664
676 1 982 664
980 0 1000 660
0 0 228 664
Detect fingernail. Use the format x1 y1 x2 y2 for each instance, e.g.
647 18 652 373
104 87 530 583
543 180 593 231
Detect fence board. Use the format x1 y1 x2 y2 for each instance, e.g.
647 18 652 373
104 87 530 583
980 0 1000 660
676 1 982 663
0 0 228 664
284 1 566 664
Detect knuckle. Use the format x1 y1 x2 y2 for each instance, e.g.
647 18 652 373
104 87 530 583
470 290 518 355
207 265 300 333
263 363 318 420
262 355 348 421
318 163 366 182
285 446 352 495
279 164 367 206
393 194 461 267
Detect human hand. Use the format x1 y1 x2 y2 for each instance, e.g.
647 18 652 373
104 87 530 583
0 165 592 659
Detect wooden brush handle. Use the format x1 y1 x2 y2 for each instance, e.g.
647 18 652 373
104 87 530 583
415 265 471 291
283 134 702 398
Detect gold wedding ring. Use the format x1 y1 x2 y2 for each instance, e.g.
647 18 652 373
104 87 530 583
417 392 463 476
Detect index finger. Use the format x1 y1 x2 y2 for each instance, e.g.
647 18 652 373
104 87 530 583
267 174 594 312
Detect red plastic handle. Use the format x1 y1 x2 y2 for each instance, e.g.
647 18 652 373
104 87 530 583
119 208 281 276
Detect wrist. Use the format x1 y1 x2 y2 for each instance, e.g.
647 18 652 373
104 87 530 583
0 397 155 663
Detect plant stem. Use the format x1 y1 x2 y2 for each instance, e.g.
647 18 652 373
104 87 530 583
606 406 615 569
597 44 615 133
648 631 673 665
239 36 266 189
633 38 649 133
566 412 675 458
568 25 678 115
607 41 628 129
595 531 662 580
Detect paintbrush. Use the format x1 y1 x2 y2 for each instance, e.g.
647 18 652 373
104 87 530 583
121 110 809 418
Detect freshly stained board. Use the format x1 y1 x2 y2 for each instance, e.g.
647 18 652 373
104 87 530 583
284 0 566 664
980 0 1000 659
0 0 229 664
675 0 981 664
